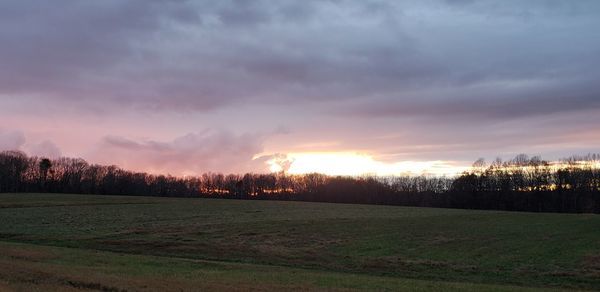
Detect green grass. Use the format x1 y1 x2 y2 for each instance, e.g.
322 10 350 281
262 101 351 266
1 193 599 291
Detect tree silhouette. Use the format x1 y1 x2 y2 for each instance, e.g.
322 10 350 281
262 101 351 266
39 158 52 190
0 150 599 213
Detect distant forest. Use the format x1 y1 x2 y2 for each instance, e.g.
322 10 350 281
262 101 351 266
1 150 599 213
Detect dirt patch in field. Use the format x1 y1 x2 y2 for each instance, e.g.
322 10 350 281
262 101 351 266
582 254 600 277
0 261 56 287
0 202 157 209
0 280 15 292
360 256 477 274
97 239 177 253
96 230 347 266
0 245 56 262
0 256 340 292
428 235 460 245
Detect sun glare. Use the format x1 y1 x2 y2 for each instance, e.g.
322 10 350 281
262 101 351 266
269 162 283 173
269 152 467 176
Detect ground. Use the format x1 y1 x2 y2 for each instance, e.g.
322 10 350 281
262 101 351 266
0 193 599 291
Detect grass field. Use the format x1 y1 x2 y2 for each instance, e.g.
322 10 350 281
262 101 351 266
0 193 599 291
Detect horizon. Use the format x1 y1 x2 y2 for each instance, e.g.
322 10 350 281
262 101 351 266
1 1 599 176
2 149 599 178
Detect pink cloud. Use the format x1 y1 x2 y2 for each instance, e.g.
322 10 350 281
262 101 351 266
0 129 62 158
88 129 268 175
26 140 62 158
0 130 25 151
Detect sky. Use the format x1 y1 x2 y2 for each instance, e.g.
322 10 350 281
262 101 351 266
1 0 599 176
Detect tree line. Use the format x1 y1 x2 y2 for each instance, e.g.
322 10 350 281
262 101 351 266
0 150 599 213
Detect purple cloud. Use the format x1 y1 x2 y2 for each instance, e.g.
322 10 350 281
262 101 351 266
0 129 62 158
0 130 26 151
2 1 599 116
27 140 62 158
89 130 266 175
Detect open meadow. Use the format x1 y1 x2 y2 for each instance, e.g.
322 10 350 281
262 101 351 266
1 193 599 291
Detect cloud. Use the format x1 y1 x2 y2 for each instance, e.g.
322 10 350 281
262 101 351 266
1 0 599 117
26 140 62 159
0 129 62 158
338 78 600 121
0 130 26 151
1 0 600 171
89 130 268 175
260 153 295 172
0 0 202 109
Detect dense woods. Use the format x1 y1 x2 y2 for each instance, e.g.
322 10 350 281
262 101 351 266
1 150 599 213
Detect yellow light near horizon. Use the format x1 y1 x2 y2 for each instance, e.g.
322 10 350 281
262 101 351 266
287 153 376 176
270 152 467 176
269 162 283 173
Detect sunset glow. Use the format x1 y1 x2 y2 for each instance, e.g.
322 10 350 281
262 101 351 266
268 152 468 176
